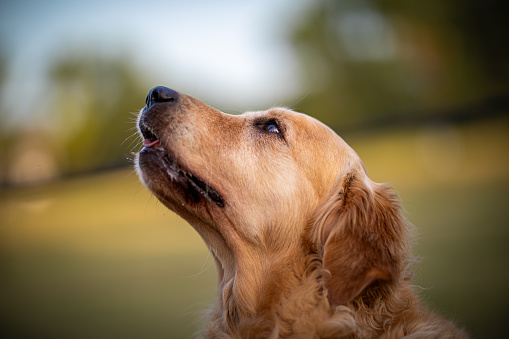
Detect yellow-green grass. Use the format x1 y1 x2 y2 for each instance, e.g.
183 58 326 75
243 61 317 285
1 118 508 338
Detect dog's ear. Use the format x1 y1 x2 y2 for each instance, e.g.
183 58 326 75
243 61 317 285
312 169 409 306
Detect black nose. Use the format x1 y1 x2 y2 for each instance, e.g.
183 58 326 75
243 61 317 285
145 86 179 107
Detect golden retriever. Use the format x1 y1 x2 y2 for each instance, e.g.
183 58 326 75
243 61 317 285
136 86 468 338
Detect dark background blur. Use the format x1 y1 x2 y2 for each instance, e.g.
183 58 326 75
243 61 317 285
1 0 508 338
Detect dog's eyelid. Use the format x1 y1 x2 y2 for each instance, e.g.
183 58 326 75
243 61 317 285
254 118 285 138
265 120 280 134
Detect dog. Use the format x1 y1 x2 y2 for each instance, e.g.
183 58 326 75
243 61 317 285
136 86 468 338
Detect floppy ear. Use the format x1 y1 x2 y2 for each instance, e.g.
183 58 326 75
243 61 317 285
312 169 410 306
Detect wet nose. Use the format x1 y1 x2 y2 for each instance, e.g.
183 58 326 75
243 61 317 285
145 86 179 108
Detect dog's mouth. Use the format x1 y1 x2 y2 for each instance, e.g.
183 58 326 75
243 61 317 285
138 122 225 208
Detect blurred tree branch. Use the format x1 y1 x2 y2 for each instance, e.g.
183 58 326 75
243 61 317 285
289 0 509 130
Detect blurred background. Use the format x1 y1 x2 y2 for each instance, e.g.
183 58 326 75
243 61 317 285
0 0 508 337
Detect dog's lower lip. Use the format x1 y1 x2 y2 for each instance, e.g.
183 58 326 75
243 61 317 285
140 147 225 207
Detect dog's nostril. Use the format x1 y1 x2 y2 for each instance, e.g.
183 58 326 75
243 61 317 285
145 86 179 107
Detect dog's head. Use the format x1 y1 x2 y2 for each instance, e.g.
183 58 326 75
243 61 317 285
136 86 409 309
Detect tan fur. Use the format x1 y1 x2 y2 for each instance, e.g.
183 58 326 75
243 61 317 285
136 89 469 338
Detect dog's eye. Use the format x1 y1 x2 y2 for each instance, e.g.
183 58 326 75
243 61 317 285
255 118 284 139
264 123 280 134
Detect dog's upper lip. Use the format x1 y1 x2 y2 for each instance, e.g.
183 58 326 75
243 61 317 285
139 118 158 141
139 118 163 148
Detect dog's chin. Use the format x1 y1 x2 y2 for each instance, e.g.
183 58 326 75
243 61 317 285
136 147 225 211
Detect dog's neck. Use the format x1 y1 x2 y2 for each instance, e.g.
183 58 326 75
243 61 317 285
205 241 332 337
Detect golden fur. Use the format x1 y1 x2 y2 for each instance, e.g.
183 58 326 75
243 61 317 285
136 87 468 338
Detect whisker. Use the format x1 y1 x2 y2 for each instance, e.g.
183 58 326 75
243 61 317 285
128 139 142 153
121 131 140 147
186 252 212 278
288 88 312 110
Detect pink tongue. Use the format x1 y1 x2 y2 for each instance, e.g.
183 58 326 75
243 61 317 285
143 139 160 148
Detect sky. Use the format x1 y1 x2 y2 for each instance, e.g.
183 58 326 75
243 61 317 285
0 0 312 125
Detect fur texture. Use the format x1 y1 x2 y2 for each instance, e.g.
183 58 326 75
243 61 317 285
136 87 469 338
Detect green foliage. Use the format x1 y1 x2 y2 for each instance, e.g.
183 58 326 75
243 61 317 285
49 54 147 173
289 0 509 129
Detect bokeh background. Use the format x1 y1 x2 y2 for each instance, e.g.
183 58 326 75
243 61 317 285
1 0 508 338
